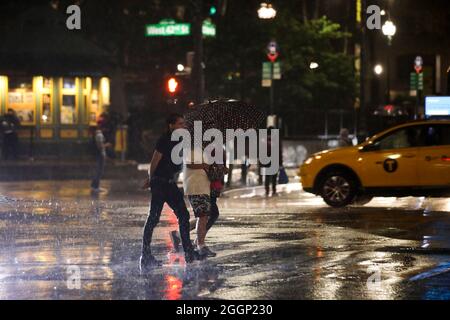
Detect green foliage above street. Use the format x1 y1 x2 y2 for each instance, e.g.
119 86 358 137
205 8 356 135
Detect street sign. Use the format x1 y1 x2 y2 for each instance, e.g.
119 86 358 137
267 40 279 62
410 72 417 90
414 56 423 74
418 72 424 90
262 62 282 82
262 62 271 80
262 79 272 87
146 20 190 37
273 62 282 79
410 72 424 91
202 20 216 37
145 19 216 37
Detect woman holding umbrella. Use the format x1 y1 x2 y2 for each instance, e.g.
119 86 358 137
170 147 228 257
175 100 265 257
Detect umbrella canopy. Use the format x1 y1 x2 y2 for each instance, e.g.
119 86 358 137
185 99 266 135
183 100 266 165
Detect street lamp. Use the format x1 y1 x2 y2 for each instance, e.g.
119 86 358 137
258 3 277 19
382 20 396 104
374 64 383 75
309 62 319 70
382 20 396 45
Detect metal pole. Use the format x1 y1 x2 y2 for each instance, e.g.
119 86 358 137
416 87 421 119
359 0 368 138
270 61 274 115
192 0 205 104
386 40 391 104
29 127 34 161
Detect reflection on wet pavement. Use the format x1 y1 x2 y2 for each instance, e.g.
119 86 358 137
0 180 450 299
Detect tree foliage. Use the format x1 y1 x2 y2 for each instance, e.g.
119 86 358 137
271 15 355 113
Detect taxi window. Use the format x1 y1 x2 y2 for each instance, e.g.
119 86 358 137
374 126 423 150
423 124 450 146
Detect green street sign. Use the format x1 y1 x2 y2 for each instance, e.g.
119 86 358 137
145 20 190 37
262 62 271 80
410 73 417 90
202 20 216 37
262 62 281 80
273 62 282 79
145 19 216 37
417 72 424 90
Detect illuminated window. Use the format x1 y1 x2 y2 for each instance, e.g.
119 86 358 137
60 78 77 125
43 77 52 89
89 79 100 125
7 77 35 125
40 77 53 124
41 93 52 124
82 78 92 124
61 94 76 124
63 78 76 89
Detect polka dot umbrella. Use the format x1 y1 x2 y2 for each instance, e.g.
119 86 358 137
185 99 266 138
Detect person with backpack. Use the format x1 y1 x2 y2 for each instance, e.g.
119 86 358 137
262 127 281 197
90 119 112 192
1 109 20 160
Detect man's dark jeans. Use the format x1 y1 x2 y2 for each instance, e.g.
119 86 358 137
2 133 18 160
265 174 278 195
142 177 193 256
91 153 105 189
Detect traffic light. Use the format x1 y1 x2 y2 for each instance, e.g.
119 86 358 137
167 77 179 94
205 0 226 18
209 5 217 16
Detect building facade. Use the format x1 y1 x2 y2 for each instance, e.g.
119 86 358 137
0 5 115 158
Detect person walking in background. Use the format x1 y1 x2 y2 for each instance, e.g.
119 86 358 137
338 128 353 147
91 120 111 192
1 109 20 160
262 127 279 197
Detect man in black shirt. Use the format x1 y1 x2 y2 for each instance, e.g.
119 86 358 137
140 113 200 271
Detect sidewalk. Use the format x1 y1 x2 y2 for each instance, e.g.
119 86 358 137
0 159 146 181
0 158 299 184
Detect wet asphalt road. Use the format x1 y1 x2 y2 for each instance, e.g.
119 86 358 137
1 180 450 300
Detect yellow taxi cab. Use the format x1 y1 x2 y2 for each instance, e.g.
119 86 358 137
299 120 450 207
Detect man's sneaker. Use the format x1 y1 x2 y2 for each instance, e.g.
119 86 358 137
139 254 162 272
185 250 202 263
198 246 217 258
169 231 181 253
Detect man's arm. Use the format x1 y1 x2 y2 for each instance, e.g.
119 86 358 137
142 151 162 189
148 151 163 178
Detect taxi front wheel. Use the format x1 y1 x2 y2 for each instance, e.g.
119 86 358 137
319 171 358 208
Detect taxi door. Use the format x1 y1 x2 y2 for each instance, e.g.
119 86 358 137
417 124 450 187
358 126 420 187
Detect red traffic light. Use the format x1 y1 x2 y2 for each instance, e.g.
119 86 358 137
167 77 179 93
